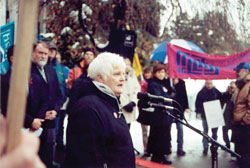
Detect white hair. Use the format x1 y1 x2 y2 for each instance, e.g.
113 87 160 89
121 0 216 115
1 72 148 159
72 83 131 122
88 52 126 81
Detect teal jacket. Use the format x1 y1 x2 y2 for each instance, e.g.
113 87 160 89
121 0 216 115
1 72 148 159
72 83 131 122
49 58 68 103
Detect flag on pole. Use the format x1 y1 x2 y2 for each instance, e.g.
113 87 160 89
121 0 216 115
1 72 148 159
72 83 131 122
133 50 142 77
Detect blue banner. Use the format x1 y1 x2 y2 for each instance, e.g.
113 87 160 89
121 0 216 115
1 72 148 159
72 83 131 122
0 21 15 75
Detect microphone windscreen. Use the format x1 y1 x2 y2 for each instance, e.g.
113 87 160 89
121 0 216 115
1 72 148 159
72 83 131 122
137 92 149 100
138 100 150 108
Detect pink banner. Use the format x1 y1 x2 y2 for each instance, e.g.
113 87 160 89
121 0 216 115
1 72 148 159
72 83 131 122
167 43 250 79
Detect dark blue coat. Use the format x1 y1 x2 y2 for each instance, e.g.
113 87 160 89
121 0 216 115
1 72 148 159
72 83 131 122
25 63 62 128
147 77 174 126
0 68 48 120
25 71 48 127
64 77 135 168
146 77 174 155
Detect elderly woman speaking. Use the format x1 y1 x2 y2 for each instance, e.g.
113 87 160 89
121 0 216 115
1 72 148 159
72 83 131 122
63 52 135 168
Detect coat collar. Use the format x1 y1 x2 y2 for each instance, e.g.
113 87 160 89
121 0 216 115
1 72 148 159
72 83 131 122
92 81 117 99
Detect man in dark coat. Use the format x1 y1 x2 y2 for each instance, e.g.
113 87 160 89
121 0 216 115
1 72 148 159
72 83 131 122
63 52 135 168
195 80 222 155
25 41 63 168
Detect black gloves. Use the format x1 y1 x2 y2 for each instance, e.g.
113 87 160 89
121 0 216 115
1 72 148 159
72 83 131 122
123 102 136 113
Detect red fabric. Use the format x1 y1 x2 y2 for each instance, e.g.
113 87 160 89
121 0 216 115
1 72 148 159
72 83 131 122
167 43 250 79
136 158 174 168
139 80 148 93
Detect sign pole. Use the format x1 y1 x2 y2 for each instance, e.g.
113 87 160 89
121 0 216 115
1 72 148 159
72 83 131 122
6 0 39 153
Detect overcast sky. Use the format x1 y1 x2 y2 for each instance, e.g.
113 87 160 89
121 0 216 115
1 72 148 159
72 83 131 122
159 0 250 42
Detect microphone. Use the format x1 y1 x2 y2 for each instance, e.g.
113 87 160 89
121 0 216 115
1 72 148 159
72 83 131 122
138 100 174 110
137 92 173 103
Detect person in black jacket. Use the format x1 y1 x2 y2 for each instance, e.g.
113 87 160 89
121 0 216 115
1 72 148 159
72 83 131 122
173 78 189 156
25 41 63 168
63 52 135 168
195 80 222 155
146 63 174 165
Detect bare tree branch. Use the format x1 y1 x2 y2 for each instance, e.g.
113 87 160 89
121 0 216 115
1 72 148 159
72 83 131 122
77 0 96 47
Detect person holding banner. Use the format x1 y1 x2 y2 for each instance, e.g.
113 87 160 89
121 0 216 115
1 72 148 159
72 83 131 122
195 80 222 155
232 62 250 168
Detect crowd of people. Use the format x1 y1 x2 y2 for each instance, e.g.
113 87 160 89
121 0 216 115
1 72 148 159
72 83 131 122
0 41 250 168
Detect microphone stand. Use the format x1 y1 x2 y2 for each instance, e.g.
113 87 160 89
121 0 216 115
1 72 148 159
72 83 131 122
162 107 241 168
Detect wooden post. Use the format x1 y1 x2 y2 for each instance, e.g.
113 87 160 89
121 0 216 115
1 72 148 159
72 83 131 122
6 0 39 153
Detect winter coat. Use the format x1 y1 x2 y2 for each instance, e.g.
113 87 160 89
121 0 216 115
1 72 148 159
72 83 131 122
195 86 222 119
25 71 48 127
146 77 174 155
48 58 68 103
173 79 189 118
146 77 175 126
233 74 250 125
120 69 140 124
64 77 135 168
25 63 63 129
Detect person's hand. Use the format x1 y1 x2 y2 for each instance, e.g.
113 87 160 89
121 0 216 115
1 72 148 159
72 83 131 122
123 102 136 113
0 115 46 168
31 118 44 130
45 110 57 120
184 108 190 113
